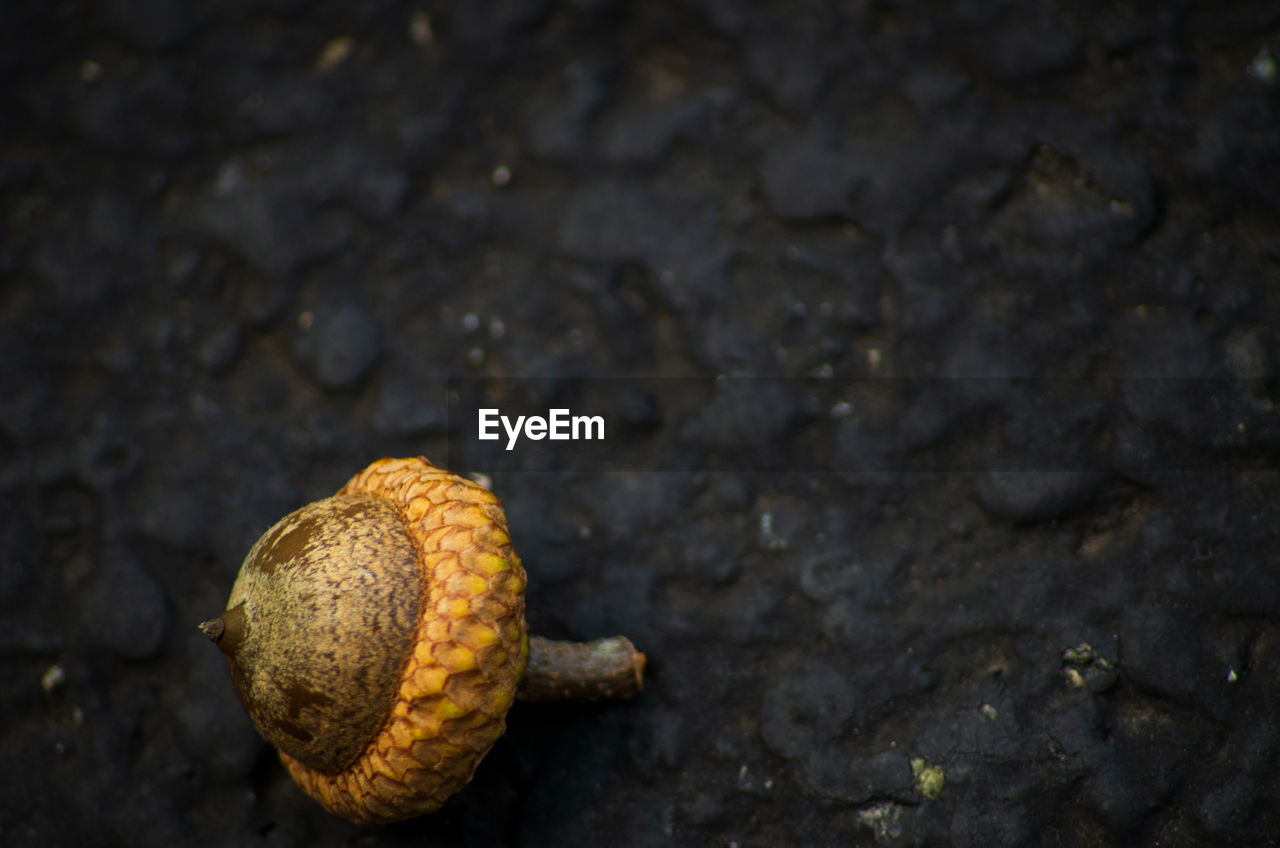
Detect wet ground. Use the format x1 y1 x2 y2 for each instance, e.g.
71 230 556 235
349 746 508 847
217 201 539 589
3 1 1280 846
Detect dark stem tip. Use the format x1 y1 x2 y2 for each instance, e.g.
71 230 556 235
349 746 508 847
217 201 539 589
198 617 225 642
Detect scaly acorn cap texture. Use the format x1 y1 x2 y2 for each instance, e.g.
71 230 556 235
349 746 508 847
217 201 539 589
203 457 528 825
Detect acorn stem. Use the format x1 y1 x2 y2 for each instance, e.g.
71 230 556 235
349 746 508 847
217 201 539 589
516 635 646 703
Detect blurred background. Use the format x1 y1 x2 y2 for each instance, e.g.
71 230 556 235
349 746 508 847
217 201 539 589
2 1 1280 845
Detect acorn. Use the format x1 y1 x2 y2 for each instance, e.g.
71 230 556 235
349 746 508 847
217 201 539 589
200 457 645 825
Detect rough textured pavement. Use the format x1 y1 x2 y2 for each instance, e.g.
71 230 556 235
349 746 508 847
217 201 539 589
3 1 1280 846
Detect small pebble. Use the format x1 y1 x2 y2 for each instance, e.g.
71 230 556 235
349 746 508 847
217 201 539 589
82 555 170 660
291 304 381 390
41 664 66 693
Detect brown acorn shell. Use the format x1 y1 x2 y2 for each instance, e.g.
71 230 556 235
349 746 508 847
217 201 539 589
225 492 425 774
227 457 529 825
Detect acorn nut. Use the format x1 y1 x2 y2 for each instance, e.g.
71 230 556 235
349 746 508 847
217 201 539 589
200 457 645 825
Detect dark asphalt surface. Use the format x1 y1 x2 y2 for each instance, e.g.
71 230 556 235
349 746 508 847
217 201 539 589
3 2 1280 846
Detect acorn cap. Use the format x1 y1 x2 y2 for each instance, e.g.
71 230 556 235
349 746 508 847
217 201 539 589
202 457 528 825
